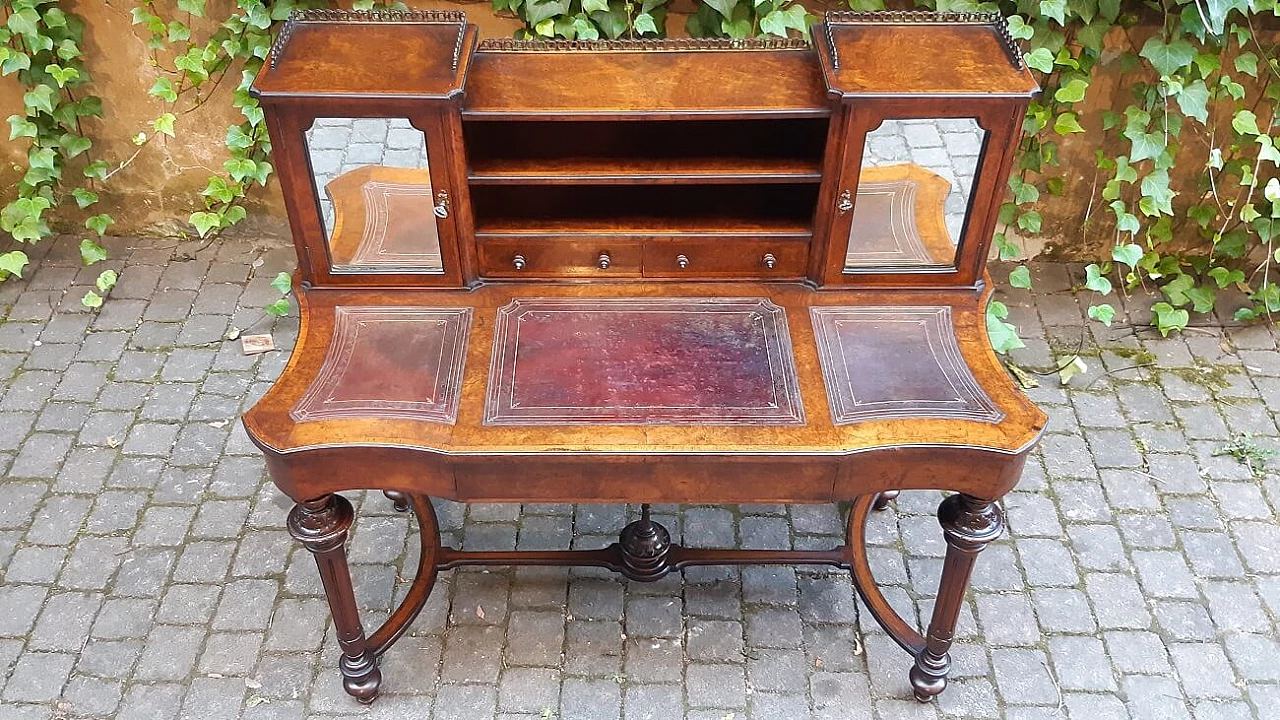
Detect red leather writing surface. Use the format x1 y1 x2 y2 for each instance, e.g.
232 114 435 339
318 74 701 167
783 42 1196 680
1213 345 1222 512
811 306 1002 425
484 297 804 425
292 306 471 423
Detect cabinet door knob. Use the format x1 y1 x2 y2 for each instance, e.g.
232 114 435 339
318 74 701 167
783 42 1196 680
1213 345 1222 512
762 253 777 269
598 253 611 270
433 190 450 219
676 254 689 269
512 254 526 271
836 189 852 215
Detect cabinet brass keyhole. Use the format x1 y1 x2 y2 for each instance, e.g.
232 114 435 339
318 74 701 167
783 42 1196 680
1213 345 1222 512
762 253 777 269
598 253 611 270
837 189 853 215
512 254 526 271
676 254 689 269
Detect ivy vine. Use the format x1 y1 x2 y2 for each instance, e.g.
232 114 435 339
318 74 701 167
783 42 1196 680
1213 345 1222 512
3 0 117 307
494 0 812 39
896 0 1280 347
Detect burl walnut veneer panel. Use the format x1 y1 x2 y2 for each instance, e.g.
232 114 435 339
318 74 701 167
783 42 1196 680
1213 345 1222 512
292 307 471 423
484 298 805 426
811 306 1002 425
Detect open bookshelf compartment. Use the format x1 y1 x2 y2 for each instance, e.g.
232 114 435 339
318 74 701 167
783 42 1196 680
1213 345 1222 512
465 119 828 185
470 183 819 237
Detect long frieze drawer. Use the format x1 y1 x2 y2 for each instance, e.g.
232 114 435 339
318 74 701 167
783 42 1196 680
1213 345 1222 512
478 239 643 278
641 240 808 278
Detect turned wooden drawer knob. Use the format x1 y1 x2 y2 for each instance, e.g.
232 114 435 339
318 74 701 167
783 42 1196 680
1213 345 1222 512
676 254 689 269
512 254 526 271
598 253 611 270
762 253 777 269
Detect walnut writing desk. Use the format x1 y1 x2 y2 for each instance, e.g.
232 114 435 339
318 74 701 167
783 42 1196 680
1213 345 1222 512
246 9 1046 705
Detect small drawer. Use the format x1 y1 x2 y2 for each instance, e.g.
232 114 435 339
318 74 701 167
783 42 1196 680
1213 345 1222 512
642 240 808 278
478 239 643 278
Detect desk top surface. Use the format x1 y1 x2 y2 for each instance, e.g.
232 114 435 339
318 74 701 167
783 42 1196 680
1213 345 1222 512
243 282 1045 458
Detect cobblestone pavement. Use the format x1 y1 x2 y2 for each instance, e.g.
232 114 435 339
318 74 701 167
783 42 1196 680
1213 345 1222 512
1 237 1279 720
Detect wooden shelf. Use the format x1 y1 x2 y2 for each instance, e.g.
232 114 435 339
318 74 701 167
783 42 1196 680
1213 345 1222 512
464 117 827 186
468 156 823 185
470 183 818 238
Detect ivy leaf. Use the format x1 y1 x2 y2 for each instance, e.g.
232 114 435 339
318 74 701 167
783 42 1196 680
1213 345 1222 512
44 63 79 87
1185 285 1216 313
75 96 103 118
81 290 103 309
1139 36 1196 77
703 0 738 20
72 188 98 209
1151 302 1189 336
1006 15 1034 41
96 269 119 293
190 211 222 237
759 5 807 37
153 112 176 138
1112 243 1143 268
1127 131 1165 162
225 124 254 150
1208 266 1246 289
6 8 40 38
1084 263 1113 295
23 85 56 115
1054 112 1086 134
1017 211 1042 234
83 160 109 182
1235 51 1259 77
1024 47 1054 73
149 77 178 103
225 157 256 182
79 238 108 266
270 271 292 295
1038 0 1066 25
994 233 1020 261
1088 303 1116 326
0 251 30 278
1008 265 1032 289
986 302 1025 354
1140 170 1176 216
1175 80 1209 124
582 0 609 13
1232 110 1260 136
61 134 91 158
7 114 37 140
179 0 209 17
2 51 32 75
1058 356 1088 385
1054 78 1088 103
85 214 113 236
265 298 291 317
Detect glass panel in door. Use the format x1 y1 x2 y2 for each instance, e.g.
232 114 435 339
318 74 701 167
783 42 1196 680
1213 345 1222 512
304 117 446 274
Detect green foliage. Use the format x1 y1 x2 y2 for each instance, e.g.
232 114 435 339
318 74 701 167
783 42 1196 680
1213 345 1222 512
2 0 112 306
493 0 812 40
494 0 667 39
894 0 1280 345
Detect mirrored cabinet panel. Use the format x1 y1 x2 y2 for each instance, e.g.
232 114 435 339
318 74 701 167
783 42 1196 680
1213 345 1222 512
843 118 984 273
304 117 446 274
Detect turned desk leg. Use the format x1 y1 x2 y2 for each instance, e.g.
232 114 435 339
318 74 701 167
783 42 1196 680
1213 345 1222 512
910 493 1004 702
288 495 382 704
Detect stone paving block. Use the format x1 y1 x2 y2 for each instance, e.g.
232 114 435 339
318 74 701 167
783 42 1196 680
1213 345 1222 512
2 652 75 703
1168 643 1240 699
1049 636 1117 692
133 624 205 681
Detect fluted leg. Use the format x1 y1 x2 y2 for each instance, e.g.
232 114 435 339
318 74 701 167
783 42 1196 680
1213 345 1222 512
910 494 1004 702
288 495 382 704
384 490 410 513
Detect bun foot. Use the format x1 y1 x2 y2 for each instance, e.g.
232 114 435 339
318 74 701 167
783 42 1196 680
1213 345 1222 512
341 654 383 704
909 650 949 702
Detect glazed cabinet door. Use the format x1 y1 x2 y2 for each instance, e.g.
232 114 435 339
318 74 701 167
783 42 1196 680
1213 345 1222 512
286 105 470 287
817 101 1025 288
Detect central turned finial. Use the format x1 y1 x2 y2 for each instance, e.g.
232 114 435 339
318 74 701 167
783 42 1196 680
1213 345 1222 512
618 504 672 581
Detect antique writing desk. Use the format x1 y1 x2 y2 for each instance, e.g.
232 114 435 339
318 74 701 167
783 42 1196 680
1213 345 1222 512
245 9 1045 705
